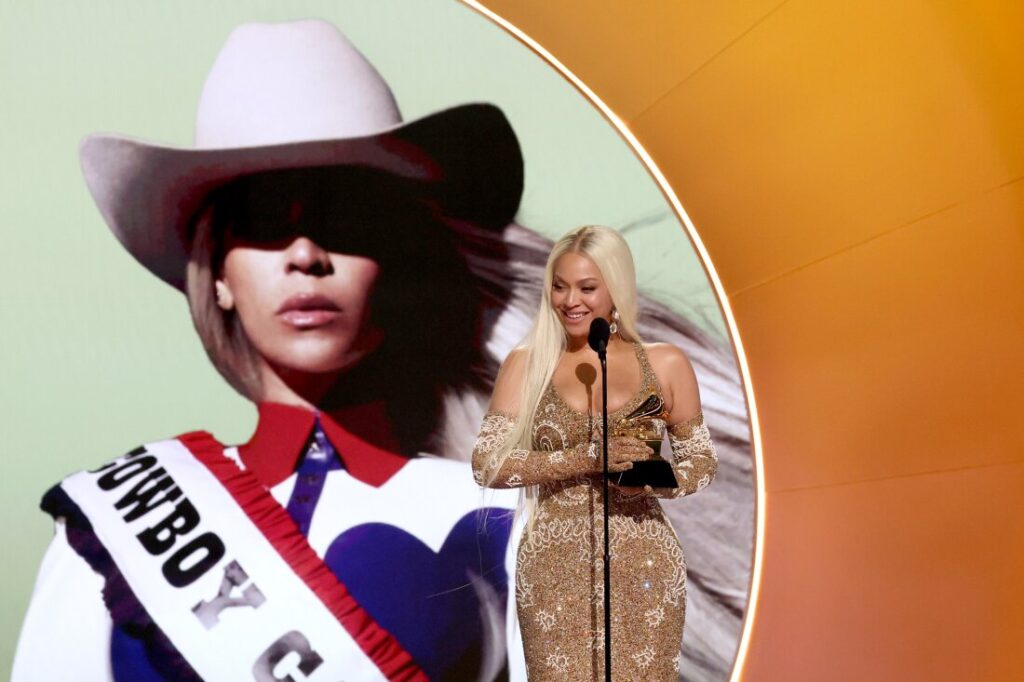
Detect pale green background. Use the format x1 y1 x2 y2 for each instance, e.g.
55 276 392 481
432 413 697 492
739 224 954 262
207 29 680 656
0 0 726 671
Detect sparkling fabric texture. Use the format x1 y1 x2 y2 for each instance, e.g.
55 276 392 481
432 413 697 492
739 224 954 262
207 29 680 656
472 344 718 680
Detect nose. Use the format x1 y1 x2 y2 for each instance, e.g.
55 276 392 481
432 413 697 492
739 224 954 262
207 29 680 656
285 236 333 276
565 288 578 307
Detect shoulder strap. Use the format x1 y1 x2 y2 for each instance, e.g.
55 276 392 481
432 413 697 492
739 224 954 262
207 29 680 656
633 342 663 397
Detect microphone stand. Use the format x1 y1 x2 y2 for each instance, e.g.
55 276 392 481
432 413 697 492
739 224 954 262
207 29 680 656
598 345 611 681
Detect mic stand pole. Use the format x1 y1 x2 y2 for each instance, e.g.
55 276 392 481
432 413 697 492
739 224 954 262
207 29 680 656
599 347 611 681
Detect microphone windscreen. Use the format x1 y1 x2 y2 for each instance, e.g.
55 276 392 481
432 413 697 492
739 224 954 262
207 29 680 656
588 318 610 353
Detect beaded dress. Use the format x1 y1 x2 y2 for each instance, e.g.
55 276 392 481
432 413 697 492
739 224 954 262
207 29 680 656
472 343 718 680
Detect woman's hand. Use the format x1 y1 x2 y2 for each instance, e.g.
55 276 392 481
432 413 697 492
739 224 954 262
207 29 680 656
605 435 653 472
605 436 656 497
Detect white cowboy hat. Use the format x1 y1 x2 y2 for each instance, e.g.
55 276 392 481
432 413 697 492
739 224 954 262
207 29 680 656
80 19 523 290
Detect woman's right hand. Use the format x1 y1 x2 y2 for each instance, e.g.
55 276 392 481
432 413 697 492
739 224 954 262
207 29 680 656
605 435 653 472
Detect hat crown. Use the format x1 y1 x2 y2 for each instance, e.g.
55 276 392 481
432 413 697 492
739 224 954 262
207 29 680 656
195 20 401 149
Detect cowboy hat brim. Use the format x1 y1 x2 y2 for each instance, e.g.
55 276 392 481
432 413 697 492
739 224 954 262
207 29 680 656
80 103 523 290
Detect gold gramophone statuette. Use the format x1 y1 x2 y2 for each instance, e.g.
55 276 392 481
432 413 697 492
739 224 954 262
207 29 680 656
612 393 669 458
608 392 679 488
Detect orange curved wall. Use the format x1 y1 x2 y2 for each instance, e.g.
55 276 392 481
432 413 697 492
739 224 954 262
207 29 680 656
475 2 1024 679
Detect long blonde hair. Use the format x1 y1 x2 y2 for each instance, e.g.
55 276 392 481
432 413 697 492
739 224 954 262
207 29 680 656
483 226 643 515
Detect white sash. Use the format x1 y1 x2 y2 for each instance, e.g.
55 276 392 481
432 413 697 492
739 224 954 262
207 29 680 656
60 437 417 681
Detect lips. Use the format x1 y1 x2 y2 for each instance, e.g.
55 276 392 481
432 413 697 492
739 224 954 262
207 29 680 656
277 293 342 328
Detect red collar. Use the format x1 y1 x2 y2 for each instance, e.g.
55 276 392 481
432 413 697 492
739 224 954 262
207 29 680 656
237 402 409 488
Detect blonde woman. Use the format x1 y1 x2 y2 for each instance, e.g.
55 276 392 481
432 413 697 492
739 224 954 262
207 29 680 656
472 225 719 680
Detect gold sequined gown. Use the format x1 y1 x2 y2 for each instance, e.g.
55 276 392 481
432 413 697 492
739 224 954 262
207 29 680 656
472 344 718 680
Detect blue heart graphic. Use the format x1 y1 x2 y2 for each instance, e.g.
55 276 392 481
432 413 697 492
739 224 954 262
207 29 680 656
324 508 512 680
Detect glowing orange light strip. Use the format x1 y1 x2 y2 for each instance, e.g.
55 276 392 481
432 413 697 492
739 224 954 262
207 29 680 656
460 2 766 679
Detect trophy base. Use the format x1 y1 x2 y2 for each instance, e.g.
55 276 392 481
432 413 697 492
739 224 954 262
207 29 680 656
611 457 678 489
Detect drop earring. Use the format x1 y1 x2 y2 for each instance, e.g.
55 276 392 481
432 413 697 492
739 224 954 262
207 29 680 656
215 281 233 311
609 309 620 335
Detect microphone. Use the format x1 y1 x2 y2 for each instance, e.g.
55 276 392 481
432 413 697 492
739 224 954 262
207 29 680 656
588 317 610 357
588 315 612 677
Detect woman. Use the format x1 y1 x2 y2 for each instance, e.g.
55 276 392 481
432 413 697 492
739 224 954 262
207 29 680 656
472 226 719 680
14 21 520 681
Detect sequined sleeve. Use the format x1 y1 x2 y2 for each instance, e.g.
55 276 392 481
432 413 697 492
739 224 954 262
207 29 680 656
649 411 718 499
471 411 598 489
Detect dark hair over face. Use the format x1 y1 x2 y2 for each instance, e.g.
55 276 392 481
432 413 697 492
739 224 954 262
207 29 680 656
200 165 487 453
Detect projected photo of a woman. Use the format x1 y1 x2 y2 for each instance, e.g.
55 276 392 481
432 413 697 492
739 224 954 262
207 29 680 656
15 20 520 681
12 14 753 682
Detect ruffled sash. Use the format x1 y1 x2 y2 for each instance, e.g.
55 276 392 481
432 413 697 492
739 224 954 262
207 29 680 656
45 432 426 681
